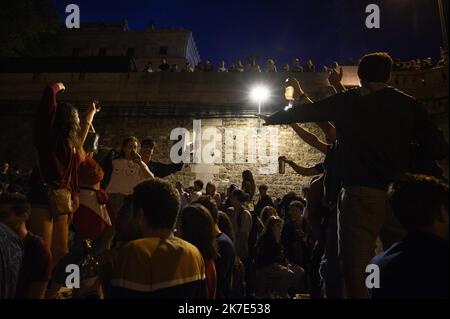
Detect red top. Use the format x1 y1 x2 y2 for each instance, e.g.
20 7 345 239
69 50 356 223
73 188 115 241
204 258 217 299
33 83 81 198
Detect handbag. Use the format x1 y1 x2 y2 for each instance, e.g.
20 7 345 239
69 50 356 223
47 186 78 217
36 150 79 217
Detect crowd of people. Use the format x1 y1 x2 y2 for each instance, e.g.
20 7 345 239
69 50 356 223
143 48 448 76
0 51 448 300
393 48 449 72
143 56 326 74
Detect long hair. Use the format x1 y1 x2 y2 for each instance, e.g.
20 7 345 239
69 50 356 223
218 211 235 242
54 103 81 150
242 170 254 183
262 216 282 240
242 170 256 198
119 136 139 158
260 206 278 226
181 204 218 260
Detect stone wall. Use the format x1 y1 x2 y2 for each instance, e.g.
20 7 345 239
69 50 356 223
0 109 323 196
0 112 325 198
0 68 447 196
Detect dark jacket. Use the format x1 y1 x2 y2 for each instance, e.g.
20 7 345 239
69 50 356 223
267 87 448 189
369 231 449 299
147 161 183 179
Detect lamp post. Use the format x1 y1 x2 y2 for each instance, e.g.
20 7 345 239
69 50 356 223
250 86 269 131
250 86 269 114
437 0 448 52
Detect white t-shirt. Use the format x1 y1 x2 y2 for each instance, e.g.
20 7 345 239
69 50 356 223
106 158 146 195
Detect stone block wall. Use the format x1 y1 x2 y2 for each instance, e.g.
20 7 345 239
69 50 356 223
0 113 325 198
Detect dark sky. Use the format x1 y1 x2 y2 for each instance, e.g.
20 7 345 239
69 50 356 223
52 0 447 67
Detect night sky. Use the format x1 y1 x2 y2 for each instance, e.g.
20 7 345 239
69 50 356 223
52 0 447 67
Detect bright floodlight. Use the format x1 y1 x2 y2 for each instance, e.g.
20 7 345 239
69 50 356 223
250 86 269 103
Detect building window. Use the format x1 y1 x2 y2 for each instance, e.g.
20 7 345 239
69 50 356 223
72 48 80 57
126 48 135 57
98 48 107 56
159 46 168 55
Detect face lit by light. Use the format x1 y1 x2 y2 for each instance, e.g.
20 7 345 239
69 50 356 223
141 144 154 158
123 141 138 159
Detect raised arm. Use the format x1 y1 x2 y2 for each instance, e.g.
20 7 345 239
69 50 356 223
33 82 65 147
150 162 184 178
78 101 100 151
289 124 329 154
266 78 347 125
280 157 322 176
316 122 337 143
131 152 154 179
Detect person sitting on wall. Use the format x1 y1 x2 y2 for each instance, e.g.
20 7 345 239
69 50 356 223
158 58 170 72
217 60 228 72
304 59 316 73
204 60 214 72
265 59 277 72
143 62 153 73
182 61 194 72
291 58 304 72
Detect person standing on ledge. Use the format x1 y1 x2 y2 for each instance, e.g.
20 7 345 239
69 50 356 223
105 136 154 213
28 82 99 267
263 52 448 298
139 138 184 178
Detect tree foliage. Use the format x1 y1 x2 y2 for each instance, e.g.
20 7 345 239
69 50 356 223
0 0 62 57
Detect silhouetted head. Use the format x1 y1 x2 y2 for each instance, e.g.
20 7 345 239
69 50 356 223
358 52 393 84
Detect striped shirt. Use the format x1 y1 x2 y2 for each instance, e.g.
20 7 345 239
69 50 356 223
110 235 206 299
